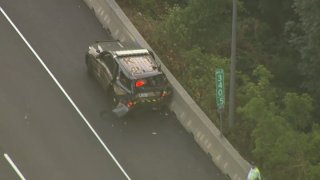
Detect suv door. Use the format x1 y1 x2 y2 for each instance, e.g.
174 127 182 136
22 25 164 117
99 53 117 90
85 53 100 77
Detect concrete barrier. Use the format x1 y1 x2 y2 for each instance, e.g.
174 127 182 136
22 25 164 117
83 0 251 179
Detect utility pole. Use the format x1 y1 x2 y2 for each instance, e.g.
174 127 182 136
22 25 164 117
228 0 237 128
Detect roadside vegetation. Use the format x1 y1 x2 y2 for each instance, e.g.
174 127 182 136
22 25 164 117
116 0 320 179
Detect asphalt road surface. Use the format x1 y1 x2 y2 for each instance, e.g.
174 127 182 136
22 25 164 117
0 9 127 180
0 0 227 179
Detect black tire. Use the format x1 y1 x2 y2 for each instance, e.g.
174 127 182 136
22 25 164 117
109 88 119 108
106 84 114 96
85 56 94 77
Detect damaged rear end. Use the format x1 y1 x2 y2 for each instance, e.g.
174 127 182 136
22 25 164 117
112 74 171 117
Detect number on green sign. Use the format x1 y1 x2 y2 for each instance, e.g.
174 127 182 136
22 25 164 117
215 69 225 109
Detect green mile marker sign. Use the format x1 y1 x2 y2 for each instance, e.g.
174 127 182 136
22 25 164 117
215 68 225 109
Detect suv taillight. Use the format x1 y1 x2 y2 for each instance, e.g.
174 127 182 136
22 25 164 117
135 80 146 87
127 101 134 108
161 90 169 97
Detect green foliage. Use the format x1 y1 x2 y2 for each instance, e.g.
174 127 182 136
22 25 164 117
288 0 320 99
235 66 277 159
265 130 308 179
178 47 229 123
154 0 232 53
149 0 234 123
154 5 191 51
281 93 314 131
306 164 320 180
236 17 270 72
241 0 295 34
303 126 320 180
307 125 320 164
237 65 318 179
118 0 320 179
237 65 277 106
238 0 303 91
127 0 185 18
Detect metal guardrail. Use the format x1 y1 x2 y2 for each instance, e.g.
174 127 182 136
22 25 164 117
82 0 251 179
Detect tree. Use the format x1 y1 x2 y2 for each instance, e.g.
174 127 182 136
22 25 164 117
154 0 232 54
118 1 320 179
305 125 320 179
241 0 296 34
237 65 316 179
281 93 314 131
179 47 229 124
288 0 320 99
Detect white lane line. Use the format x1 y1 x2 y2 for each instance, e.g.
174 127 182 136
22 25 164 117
0 7 131 180
4 153 26 180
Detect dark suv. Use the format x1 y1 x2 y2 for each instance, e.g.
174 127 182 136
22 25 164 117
85 40 172 117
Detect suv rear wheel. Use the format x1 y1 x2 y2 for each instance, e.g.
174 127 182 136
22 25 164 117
85 55 94 77
108 87 119 108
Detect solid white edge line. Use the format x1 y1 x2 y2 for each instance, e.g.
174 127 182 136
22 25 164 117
0 7 131 180
4 153 26 180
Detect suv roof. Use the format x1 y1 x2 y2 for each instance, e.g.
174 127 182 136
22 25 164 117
91 40 162 79
93 40 139 51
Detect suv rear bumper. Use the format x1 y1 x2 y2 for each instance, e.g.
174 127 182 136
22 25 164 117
112 97 170 117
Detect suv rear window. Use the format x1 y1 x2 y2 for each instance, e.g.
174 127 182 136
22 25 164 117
134 74 167 91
